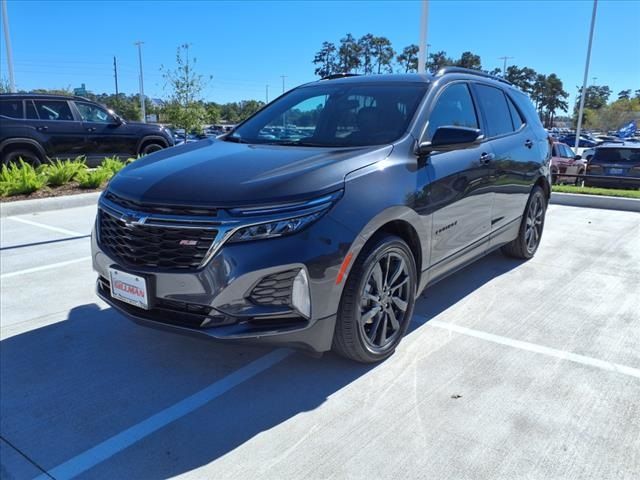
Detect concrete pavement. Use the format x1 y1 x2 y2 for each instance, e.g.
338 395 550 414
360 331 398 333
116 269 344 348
1 203 639 479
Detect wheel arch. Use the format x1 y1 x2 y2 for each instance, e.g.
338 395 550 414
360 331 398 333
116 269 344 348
535 174 551 200
0 138 47 160
137 135 169 155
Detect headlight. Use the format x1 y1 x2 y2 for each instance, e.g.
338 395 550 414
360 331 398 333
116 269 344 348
228 211 323 243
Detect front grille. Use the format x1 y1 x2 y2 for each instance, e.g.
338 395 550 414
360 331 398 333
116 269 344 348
105 191 218 217
249 269 298 306
98 210 217 269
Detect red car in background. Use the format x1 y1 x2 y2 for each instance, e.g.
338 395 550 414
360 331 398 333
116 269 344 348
551 142 587 185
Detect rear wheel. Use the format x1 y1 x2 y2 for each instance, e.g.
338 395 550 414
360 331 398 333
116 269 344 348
2 148 43 167
333 234 417 363
501 186 547 259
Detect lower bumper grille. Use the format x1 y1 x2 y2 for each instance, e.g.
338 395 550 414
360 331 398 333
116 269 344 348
98 210 217 270
249 269 298 307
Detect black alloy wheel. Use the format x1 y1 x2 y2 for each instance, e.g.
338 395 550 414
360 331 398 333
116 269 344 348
502 185 547 259
334 234 417 363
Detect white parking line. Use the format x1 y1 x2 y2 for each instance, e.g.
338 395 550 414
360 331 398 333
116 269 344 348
6 216 85 237
35 348 293 480
1 256 92 279
428 319 640 379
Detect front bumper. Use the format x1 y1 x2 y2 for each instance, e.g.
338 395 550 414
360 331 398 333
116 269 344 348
91 213 357 353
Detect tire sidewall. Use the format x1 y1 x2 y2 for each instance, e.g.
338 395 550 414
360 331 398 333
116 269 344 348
3 150 42 167
342 236 417 361
141 143 163 155
519 187 547 258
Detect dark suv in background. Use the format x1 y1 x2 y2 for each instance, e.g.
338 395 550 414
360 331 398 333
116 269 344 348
92 68 551 363
0 94 174 166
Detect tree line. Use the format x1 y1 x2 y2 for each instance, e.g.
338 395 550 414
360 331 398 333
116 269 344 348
312 33 639 130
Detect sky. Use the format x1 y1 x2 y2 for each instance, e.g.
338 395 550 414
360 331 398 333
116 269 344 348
1 0 639 110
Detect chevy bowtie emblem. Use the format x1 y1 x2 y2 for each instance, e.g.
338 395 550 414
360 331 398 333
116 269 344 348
120 213 147 227
179 240 198 246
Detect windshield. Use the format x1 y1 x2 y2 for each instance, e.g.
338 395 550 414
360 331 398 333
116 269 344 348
592 148 640 163
227 82 428 147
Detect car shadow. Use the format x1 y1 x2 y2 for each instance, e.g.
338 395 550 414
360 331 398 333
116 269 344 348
0 251 523 478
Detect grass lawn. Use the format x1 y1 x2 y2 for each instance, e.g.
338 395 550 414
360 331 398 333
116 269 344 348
552 185 640 199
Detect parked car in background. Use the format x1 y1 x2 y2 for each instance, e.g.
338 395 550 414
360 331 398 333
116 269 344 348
559 134 598 148
92 68 551 363
0 94 174 166
550 142 586 185
585 144 640 189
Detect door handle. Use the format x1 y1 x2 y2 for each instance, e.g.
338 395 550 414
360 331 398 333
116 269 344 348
524 139 534 149
86 127 97 132
479 152 495 165
36 126 48 131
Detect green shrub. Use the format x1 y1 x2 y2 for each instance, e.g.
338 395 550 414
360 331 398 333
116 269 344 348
0 159 47 196
77 167 113 189
100 156 127 176
43 157 87 187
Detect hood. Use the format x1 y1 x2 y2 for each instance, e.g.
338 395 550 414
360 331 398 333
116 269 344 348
108 138 392 207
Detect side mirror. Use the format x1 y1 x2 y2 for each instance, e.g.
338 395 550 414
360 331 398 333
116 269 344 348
574 154 582 160
417 126 483 155
111 115 123 126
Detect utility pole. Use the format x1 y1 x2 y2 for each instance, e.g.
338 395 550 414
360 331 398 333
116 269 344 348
417 0 429 73
113 56 119 97
498 56 514 75
1 0 16 92
280 75 286 94
134 41 146 123
575 0 598 151
591 76 597 86
265 84 269 103
280 76 287 129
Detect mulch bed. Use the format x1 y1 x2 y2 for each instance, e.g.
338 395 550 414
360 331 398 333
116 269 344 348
0 182 103 203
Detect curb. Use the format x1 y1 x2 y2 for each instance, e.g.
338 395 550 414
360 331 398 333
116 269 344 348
0 191 101 218
550 192 640 213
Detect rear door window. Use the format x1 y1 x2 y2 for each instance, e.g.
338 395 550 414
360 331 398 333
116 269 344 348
0 100 24 119
506 95 524 130
426 83 478 139
33 100 74 121
474 84 514 137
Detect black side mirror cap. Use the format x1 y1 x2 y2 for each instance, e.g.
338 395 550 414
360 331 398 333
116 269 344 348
417 126 483 155
574 154 582 160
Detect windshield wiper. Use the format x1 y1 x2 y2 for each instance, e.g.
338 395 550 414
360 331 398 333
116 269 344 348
265 140 329 147
224 136 248 144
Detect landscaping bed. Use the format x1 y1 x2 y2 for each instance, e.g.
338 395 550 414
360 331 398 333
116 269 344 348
0 156 133 202
552 184 640 199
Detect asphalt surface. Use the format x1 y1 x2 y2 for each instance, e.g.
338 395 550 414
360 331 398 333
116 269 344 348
1 203 639 480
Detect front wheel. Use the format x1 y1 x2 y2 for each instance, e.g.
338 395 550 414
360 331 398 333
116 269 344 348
501 185 547 259
140 142 164 156
333 234 417 363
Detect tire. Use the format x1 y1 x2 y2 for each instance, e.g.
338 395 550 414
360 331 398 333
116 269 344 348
140 142 164 155
2 148 43 167
333 234 417 363
501 185 547 259
550 168 558 184
575 170 584 186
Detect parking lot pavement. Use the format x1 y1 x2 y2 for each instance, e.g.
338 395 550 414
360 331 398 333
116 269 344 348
1 204 639 479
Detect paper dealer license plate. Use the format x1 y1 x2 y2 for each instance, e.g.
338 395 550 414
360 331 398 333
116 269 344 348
109 267 149 310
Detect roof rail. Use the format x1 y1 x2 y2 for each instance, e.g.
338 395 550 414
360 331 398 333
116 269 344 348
436 67 513 86
320 73 360 81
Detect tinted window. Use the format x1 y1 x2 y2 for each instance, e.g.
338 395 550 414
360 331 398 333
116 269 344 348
76 102 112 123
26 100 39 119
475 84 514 137
592 148 640 163
561 145 574 158
229 83 427 147
426 83 478 139
33 100 74 121
506 95 524 130
0 100 24 119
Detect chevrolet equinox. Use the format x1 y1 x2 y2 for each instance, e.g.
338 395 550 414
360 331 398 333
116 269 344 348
92 68 551 363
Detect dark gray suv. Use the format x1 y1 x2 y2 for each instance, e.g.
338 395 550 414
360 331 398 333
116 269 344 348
91 68 551 363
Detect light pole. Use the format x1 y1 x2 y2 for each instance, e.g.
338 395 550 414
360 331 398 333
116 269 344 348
1 0 16 92
417 0 429 73
498 56 514 76
135 41 146 123
265 84 269 103
575 0 598 151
